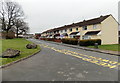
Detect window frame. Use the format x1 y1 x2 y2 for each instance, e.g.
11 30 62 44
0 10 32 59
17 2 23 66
93 24 97 29
82 35 91 40
60 30 63 33
65 29 67 32
82 26 87 30
76 28 78 31
69 28 72 32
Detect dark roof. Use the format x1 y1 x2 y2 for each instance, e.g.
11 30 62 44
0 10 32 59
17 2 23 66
76 15 110 27
85 31 101 35
42 28 55 33
70 32 79 35
42 15 111 34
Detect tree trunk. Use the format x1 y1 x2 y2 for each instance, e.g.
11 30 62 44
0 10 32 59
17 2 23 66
6 30 9 39
16 27 19 38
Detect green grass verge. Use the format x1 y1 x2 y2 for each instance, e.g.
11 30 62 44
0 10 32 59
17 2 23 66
0 38 40 66
88 44 120 51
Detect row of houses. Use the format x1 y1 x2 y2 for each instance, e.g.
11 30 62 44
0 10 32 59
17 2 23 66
41 14 119 45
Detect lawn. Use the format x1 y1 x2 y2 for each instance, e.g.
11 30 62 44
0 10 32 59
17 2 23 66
0 38 40 66
88 44 120 51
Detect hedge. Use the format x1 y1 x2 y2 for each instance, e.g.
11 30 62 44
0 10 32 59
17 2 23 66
79 39 101 46
54 39 61 43
45 38 55 41
40 38 61 43
40 38 101 46
61 38 78 45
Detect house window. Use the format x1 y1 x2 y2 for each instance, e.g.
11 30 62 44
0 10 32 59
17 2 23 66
70 35 75 38
69 28 72 32
93 25 97 29
60 30 63 33
76 28 78 31
82 26 87 30
65 29 67 32
82 36 91 40
57 31 59 33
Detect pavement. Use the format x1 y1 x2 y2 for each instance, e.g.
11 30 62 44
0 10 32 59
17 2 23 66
39 40 120 56
2 39 120 81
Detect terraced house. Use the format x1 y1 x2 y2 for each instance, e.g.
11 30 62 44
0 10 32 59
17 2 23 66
41 14 119 45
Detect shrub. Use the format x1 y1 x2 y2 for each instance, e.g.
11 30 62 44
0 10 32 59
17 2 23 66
119 37 120 44
40 38 47 40
61 38 78 45
2 31 15 39
54 39 61 43
79 39 101 46
40 38 54 41
45 38 55 41
40 38 62 43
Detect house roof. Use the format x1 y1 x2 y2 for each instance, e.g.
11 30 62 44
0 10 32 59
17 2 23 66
76 32 80 36
70 32 79 35
75 15 110 27
85 31 101 35
42 15 111 34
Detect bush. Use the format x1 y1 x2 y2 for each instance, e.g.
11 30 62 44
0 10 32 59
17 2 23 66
119 37 120 44
61 38 78 45
79 39 101 46
45 38 55 41
40 38 62 43
2 31 15 39
54 39 61 43
40 38 47 40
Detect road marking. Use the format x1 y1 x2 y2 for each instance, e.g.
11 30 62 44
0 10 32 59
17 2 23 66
39 44 119 69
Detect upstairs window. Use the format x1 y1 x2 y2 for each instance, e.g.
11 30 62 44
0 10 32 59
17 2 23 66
57 31 59 33
82 26 87 30
69 28 72 32
76 28 78 31
65 29 67 32
93 25 97 29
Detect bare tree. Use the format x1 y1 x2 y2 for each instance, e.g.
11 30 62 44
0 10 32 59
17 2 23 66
13 18 29 38
0 1 6 31
19 23 29 35
0 0 24 33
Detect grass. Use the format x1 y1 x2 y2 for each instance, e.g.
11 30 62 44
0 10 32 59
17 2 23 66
88 44 120 51
0 38 40 65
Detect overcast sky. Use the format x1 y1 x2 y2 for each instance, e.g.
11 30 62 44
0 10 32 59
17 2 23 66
14 0 119 34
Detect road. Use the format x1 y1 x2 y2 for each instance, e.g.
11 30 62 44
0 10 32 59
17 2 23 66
2 39 119 81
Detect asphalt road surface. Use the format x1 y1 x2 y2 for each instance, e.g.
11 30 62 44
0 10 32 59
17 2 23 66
2 39 120 81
